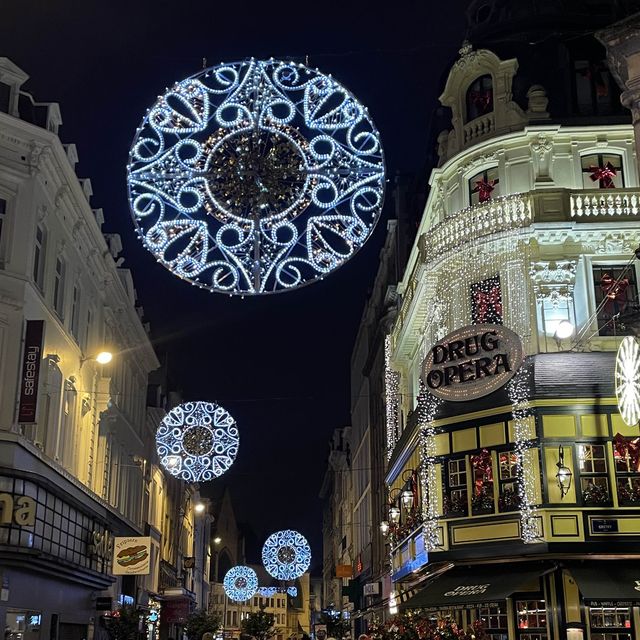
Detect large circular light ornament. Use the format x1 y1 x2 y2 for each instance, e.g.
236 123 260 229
156 401 239 482
223 566 258 602
261 529 311 580
127 59 385 295
616 336 640 427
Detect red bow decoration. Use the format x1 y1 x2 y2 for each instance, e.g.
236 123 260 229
470 89 492 113
600 273 629 314
613 433 640 472
473 285 502 323
472 178 498 203
470 449 493 495
588 162 617 188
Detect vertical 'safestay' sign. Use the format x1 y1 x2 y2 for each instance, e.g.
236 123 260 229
18 320 45 423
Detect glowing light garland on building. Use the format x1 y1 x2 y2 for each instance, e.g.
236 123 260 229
127 59 385 295
385 335 400 460
261 529 311 580
418 382 442 551
507 363 539 543
223 565 259 602
156 401 239 482
257 586 298 597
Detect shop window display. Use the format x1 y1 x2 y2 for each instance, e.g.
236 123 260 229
476 604 507 640
613 433 640 504
5 611 41 640
516 599 547 639
471 449 494 514
498 450 520 512
589 606 632 640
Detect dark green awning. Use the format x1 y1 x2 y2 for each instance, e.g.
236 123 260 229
567 562 640 605
401 565 550 610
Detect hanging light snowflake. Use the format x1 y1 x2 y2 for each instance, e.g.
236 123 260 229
127 58 385 295
223 566 258 602
261 529 311 580
156 401 239 482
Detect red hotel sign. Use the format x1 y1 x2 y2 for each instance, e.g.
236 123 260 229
18 320 44 423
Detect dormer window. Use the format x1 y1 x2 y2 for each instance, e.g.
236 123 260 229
466 74 493 122
574 60 616 116
581 153 624 189
469 167 500 205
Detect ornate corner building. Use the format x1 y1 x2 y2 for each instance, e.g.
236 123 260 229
384 2 640 639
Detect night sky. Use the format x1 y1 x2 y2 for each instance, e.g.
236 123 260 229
2 0 466 568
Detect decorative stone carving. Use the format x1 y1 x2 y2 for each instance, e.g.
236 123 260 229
530 260 577 307
526 85 550 121
529 133 553 183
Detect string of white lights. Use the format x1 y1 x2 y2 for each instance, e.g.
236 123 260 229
385 335 400 460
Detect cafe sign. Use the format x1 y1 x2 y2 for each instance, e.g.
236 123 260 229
422 324 523 402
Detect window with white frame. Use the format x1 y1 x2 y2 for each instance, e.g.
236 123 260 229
581 153 624 189
476 604 508 640
516 598 548 638
53 257 65 318
33 224 46 290
445 458 468 517
465 74 493 122
578 443 611 506
591 263 639 337
469 167 500 206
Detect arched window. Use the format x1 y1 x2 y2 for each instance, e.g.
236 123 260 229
466 74 493 122
581 153 624 189
469 167 500 205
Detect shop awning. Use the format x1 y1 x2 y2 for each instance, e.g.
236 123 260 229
567 562 640 605
401 564 551 610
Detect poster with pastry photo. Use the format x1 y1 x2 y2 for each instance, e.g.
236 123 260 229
113 536 151 575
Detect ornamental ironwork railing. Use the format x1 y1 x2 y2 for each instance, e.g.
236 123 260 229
570 188 640 218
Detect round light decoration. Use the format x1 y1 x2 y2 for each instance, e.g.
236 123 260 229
223 566 258 602
616 336 640 427
127 58 385 295
261 529 311 580
156 401 239 482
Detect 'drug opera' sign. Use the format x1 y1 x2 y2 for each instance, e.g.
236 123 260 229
421 324 523 402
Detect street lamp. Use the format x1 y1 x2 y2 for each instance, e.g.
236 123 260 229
388 505 401 524
556 445 572 498
80 350 114 368
194 502 206 514
554 320 575 349
401 489 414 509
379 520 390 536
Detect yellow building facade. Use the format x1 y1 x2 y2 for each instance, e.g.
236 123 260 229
384 8 640 640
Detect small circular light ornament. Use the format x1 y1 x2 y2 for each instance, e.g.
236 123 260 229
223 566 258 602
616 336 640 427
261 529 311 580
127 58 385 295
156 401 239 482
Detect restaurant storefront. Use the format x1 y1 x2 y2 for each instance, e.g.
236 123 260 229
0 433 141 640
399 561 640 639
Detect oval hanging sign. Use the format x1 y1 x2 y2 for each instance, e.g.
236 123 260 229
421 324 524 402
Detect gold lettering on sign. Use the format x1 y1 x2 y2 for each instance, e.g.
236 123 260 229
0 494 37 526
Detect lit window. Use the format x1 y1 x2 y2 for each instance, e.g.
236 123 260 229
591 264 639 337
581 153 624 189
476 604 507 639
445 458 468 517
471 449 494 514
614 435 640 505
578 444 610 506
498 451 520 512
590 606 632 640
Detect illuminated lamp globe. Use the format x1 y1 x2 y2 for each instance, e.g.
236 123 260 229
194 502 206 514
554 320 575 341
96 351 113 364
